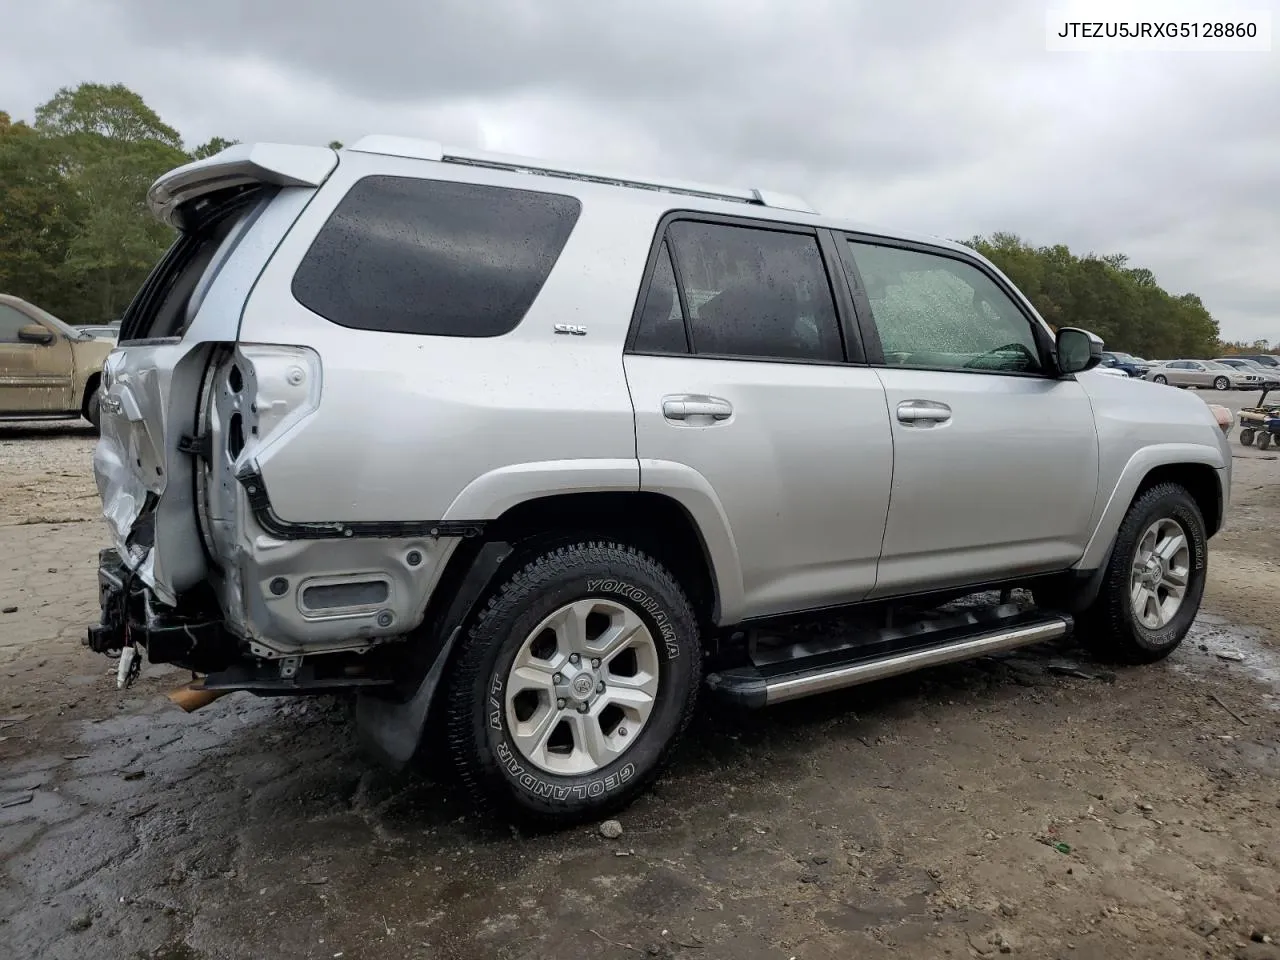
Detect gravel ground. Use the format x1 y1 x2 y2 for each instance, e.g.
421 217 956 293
0 420 1278 960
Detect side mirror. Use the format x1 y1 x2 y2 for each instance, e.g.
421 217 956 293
1056 327 1102 375
17 324 55 345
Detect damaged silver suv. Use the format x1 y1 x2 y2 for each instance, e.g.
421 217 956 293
89 136 1231 825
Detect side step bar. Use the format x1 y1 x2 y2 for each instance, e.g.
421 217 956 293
706 612 1072 708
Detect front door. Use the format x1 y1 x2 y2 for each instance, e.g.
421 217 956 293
835 236 1100 598
623 217 894 621
0 302 73 414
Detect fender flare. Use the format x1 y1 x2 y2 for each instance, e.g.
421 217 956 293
442 458 747 626
1076 443 1227 571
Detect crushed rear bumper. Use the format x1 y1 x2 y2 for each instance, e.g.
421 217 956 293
86 548 236 672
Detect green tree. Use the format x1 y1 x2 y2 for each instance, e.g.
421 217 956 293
965 234 1220 358
35 82 182 148
191 136 239 159
1 83 189 322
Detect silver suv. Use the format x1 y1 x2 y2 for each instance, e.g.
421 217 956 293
88 137 1231 825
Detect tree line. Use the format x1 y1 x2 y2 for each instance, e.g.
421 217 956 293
0 83 1240 358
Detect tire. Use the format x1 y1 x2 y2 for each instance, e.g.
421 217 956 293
83 384 101 433
1260 433 1273 451
1077 483 1207 665
1213 377 1230 391
1153 375 1167 384
444 541 701 826
1240 428 1256 447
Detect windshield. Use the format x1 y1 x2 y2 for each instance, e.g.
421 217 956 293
1203 361 1233 371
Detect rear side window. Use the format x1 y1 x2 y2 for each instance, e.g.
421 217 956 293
631 242 689 354
292 176 582 338
633 220 843 362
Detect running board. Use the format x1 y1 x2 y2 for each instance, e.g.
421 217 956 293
706 612 1072 708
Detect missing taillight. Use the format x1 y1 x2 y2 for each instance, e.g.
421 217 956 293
228 413 245 459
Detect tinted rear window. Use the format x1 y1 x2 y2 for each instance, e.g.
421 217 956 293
292 176 582 338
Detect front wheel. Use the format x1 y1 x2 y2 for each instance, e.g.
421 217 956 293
1260 433 1273 451
1214 376 1230 391
83 384 102 433
444 541 701 826
1079 483 1207 664
1153 374 1168 385
1240 428 1256 447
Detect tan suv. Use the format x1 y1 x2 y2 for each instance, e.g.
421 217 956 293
0 294 112 430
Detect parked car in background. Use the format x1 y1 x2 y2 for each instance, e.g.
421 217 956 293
1098 351 1150 378
79 323 121 342
1087 365 1132 379
86 136 1233 824
1228 353 1280 368
1214 357 1280 389
1147 359 1258 390
0 294 111 430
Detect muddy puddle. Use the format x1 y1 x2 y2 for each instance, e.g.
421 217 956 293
1173 612 1280 709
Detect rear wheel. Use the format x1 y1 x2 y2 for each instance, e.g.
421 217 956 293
444 541 701 826
1153 374 1168 385
1260 433 1273 451
1213 376 1230 391
1076 483 1206 664
1240 428 1256 447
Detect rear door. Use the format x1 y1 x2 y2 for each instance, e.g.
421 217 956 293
835 234 1100 597
94 145 337 603
623 215 893 620
1181 361 1211 387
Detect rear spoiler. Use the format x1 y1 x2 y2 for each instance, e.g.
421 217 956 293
147 143 339 228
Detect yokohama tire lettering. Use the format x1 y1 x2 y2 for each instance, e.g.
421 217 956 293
586 578 681 659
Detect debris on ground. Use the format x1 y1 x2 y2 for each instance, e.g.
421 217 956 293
1047 660 1116 683
599 819 623 840
1217 650 1247 662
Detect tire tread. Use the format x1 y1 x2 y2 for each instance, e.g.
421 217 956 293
443 540 701 827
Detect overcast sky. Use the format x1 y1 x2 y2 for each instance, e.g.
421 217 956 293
4 0 1277 341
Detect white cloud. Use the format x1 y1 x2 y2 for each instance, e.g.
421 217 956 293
4 0 1277 339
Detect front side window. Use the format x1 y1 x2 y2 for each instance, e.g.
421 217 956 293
662 221 844 362
846 241 1043 373
293 176 582 338
0 304 33 342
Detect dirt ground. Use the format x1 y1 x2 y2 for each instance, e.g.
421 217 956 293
1 418 1278 960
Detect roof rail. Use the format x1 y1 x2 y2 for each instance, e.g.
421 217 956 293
346 135 816 214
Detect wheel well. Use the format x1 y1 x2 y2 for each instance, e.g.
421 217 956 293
484 492 719 627
81 372 101 414
1136 463 1223 537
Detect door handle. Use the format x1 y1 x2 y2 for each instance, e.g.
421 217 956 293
896 399 952 424
662 395 733 421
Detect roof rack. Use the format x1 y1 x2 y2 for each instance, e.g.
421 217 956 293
345 135 816 215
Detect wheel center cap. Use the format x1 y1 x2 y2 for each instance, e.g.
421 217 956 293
571 674 594 698
1145 557 1163 584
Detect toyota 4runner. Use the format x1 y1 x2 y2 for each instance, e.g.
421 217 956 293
87 137 1231 825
